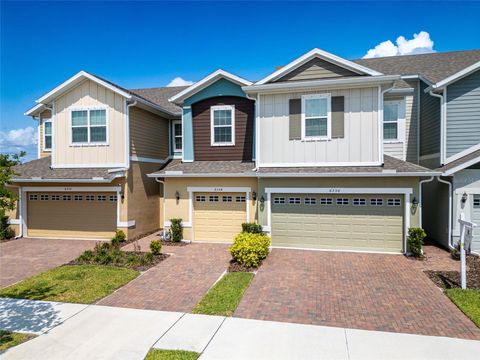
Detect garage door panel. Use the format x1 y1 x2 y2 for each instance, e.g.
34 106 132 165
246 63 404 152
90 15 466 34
27 192 116 239
271 194 403 252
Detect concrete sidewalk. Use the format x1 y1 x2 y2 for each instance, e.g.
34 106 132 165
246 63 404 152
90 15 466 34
1 298 479 360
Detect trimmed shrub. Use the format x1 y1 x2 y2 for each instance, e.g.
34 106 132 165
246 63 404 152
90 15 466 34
170 218 183 242
230 232 270 268
408 227 426 257
0 210 15 240
114 229 126 242
241 222 263 234
150 240 162 255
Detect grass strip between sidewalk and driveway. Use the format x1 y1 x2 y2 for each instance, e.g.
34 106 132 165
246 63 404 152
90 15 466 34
0 330 35 351
446 289 480 327
0 265 139 304
192 272 254 316
144 349 200 360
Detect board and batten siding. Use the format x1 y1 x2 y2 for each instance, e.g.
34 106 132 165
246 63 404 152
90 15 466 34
53 79 127 167
419 81 441 168
129 107 169 160
258 87 379 165
446 70 480 158
274 58 359 82
39 109 52 158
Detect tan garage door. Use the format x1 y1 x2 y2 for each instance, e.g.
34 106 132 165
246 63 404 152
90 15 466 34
193 192 247 243
27 192 117 239
271 194 404 252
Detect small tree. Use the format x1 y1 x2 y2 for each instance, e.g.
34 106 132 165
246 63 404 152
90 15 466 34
408 227 427 257
170 218 183 242
0 152 24 240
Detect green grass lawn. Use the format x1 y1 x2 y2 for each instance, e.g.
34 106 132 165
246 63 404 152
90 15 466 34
192 272 254 316
0 265 138 304
144 349 200 360
446 289 480 327
0 330 35 351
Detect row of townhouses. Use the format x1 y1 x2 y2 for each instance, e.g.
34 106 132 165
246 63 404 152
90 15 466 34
7 48 480 254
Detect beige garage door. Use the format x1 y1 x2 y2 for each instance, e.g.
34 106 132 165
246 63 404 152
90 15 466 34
193 192 247 243
27 192 117 239
271 194 404 252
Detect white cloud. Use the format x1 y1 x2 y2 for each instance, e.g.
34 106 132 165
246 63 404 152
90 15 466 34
363 31 435 59
0 126 38 159
166 77 194 87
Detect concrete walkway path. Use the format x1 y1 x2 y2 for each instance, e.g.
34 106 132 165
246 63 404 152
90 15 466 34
1 298 479 360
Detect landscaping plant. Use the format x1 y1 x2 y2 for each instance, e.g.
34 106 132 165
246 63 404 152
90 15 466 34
170 218 183 242
230 232 270 268
241 222 263 234
408 227 427 257
114 229 126 242
0 152 24 240
150 240 162 255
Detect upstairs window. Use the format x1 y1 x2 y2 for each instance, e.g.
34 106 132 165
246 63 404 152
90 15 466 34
71 109 107 145
211 105 235 146
383 100 404 142
44 120 52 151
302 94 330 140
172 120 182 152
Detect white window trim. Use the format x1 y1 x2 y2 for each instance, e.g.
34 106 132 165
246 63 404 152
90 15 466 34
69 107 109 146
301 93 331 141
383 100 405 144
43 119 52 152
210 105 235 147
172 119 183 152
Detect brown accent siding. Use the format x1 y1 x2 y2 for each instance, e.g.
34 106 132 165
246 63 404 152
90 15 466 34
275 58 359 82
129 107 170 160
192 96 254 161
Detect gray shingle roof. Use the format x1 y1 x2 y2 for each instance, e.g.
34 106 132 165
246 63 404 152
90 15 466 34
12 156 123 182
439 149 480 174
129 86 188 115
150 156 435 177
354 50 480 84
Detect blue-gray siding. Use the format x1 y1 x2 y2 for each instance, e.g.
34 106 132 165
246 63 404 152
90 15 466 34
446 70 480 158
419 81 441 158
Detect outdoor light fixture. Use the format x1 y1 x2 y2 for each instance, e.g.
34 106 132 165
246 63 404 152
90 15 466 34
412 197 418 207
119 190 125 200
175 191 180 201
260 195 265 205
461 192 468 204
252 191 257 201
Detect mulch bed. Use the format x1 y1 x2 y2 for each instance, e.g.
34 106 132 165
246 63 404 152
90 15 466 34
68 252 170 272
228 260 259 273
161 240 189 247
425 255 480 290
121 229 161 246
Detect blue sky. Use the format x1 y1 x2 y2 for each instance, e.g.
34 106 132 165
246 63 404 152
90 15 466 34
1 1 480 160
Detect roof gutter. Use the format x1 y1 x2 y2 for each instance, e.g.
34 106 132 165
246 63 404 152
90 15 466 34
147 171 441 178
242 75 401 94
12 177 119 183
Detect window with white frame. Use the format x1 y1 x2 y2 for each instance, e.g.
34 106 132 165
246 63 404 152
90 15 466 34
353 198 366 206
211 105 235 146
29 194 38 201
337 198 349 205
387 198 401 206
71 109 107 144
304 197 317 205
289 197 301 204
302 94 330 140
274 197 285 205
473 195 480 208
172 120 182 152
320 198 333 205
236 196 246 203
383 101 404 142
196 195 206 202
370 198 383 206
44 120 52 151
40 194 49 201
209 195 219 202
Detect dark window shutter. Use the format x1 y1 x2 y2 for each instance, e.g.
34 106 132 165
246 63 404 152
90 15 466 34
331 96 345 139
289 98 301 140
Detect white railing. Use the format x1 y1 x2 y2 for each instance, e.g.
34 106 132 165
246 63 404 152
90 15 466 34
458 213 478 289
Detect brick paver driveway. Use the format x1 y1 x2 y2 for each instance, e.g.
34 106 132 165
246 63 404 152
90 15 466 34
235 248 480 340
0 238 98 288
99 236 231 312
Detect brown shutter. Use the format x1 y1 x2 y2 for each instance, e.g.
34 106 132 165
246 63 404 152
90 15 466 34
289 98 301 140
331 96 345 139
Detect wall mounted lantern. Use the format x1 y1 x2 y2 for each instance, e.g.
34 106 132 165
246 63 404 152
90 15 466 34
175 191 180 201
252 191 257 201
461 192 468 204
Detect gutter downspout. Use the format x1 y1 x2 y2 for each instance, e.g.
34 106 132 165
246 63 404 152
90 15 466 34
245 92 259 171
428 90 444 164
437 176 454 249
125 100 137 170
419 176 434 228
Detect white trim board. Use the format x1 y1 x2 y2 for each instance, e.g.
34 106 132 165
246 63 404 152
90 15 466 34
130 155 171 164
428 61 480 90
445 143 480 165
258 161 383 168
444 157 480 176
22 186 121 192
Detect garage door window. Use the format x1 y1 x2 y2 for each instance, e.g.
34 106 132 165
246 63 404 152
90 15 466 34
337 198 349 205
222 196 232 202
51 195 60 201
74 195 83 201
63 195 72 201
274 197 285 205
320 198 333 205
109 195 117 202
236 196 246 203
29 194 38 201
473 196 480 208
196 195 206 202
86 195 95 201
97 195 107 201
304 197 317 205
370 198 383 206
289 197 301 204
209 195 219 202
387 198 401 206
40 195 49 201
353 198 366 206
